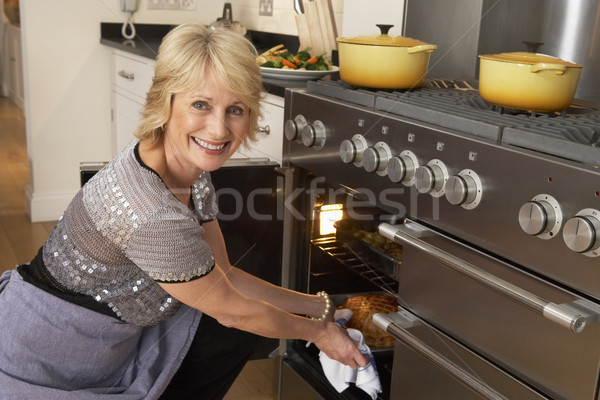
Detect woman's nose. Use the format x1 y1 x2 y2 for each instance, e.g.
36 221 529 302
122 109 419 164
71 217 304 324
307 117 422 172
208 111 229 139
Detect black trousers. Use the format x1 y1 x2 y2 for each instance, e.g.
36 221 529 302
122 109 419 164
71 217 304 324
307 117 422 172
160 313 260 400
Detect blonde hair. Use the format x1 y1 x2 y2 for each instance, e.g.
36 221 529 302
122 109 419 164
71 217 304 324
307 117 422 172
135 24 264 147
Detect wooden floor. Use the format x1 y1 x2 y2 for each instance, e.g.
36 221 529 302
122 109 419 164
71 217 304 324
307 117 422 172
0 96 277 399
0 97 57 272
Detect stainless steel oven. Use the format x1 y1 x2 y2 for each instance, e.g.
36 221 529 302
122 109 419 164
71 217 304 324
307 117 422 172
275 79 600 399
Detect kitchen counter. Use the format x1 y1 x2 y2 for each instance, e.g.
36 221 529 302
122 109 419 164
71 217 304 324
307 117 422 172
100 23 301 97
100 23 170 60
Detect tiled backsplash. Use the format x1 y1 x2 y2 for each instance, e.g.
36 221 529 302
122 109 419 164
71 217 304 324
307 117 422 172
126 0 344 37
233 0 344 36
116 0 408 44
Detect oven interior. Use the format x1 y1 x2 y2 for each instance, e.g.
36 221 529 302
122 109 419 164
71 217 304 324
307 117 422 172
282 174 406 400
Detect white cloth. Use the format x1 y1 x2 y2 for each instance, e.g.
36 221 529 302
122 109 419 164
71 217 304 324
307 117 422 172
319 328 382 399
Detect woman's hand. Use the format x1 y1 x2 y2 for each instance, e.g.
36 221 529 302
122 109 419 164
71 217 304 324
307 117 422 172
313 321 369 369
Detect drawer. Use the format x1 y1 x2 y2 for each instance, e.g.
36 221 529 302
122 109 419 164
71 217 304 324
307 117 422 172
242 94 284 163
112 50 155 99
389 316 547 400
390 221 600 400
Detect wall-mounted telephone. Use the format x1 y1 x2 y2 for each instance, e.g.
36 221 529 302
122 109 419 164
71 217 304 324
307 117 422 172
120 0 138 39
121 0 138 12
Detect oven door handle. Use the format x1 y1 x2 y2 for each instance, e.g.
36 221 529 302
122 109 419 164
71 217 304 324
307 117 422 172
378 222 597 333
372 311 508 400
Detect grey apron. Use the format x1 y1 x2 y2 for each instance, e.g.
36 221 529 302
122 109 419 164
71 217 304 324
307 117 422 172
0 269 201 399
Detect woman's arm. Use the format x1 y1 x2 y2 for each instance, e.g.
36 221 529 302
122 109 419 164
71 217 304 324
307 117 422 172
158 261 366 368
200 219 330 320
158 219 368 368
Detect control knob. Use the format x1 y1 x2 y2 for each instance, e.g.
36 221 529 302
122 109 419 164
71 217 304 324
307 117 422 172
445 169 482 209
363 142 393 176
387 150 418 186
414 159 449 197
301 120 326 149
563 209 600 257
284 115 307 141
339 134 368 166
518 194 562 239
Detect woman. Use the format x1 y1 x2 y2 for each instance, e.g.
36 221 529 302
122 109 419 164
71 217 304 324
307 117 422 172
0 23 368 399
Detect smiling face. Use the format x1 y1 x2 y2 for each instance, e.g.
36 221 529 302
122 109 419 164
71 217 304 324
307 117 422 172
162 69 250 181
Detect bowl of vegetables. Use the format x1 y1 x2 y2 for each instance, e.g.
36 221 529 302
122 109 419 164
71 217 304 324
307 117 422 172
256 45 339 86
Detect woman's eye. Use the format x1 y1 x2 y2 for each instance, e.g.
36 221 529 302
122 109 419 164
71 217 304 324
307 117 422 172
193 101 209 110
228 106 245 116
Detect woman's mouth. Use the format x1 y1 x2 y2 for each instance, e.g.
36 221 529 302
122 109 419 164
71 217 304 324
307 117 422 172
192 137 228 152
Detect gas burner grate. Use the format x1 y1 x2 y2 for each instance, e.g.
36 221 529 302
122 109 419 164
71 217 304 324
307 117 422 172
503 123 600 165
374 88 509 141
305 79 600 165
306 80 379 108
488 104 600 120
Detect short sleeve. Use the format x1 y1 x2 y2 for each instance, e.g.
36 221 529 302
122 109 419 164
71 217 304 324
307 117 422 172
192 171 218 222
125 211 215 282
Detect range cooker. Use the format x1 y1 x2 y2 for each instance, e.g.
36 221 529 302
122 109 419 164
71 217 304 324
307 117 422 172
275 79 600 399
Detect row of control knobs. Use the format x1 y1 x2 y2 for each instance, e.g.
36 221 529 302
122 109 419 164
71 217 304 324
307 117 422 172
284 115 326 149
339 134 482 209
285 117 599 257
286 120 482 209
518 196 600 257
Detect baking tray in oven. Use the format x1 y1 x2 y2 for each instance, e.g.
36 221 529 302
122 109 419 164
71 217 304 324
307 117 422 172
330 292 397 353
334 219 402 279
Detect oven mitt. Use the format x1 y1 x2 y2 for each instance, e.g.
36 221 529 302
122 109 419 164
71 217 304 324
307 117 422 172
318 327 382 400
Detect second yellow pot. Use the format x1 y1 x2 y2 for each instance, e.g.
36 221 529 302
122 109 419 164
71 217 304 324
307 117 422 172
478 52 583 112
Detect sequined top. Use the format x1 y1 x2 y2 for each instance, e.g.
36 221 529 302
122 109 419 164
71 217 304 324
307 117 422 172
41 140 217 326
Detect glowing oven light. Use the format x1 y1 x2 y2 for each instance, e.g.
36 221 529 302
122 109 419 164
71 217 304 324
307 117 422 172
319 204 343 235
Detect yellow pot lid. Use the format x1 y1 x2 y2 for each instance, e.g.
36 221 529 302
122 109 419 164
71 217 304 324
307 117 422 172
337 33 431 47
479 52 582 68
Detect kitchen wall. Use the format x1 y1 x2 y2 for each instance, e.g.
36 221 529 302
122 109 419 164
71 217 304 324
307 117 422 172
21 0 405 222
128 0 346 36
21 0 116 222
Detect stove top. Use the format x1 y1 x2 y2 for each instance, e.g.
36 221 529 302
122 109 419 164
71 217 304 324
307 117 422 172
306 80 600 165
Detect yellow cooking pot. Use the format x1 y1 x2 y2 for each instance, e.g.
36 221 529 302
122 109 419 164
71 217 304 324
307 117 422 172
336 25 437 89
478 52 583 112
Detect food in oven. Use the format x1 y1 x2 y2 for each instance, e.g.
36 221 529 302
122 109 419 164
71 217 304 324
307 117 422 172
334 219 402 278
338 294 398 349
351 229 403 261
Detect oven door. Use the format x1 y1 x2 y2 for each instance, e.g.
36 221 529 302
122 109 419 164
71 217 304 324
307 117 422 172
376 221 600 400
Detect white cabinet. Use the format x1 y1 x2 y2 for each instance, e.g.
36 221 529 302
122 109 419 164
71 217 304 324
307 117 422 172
5 24 24 111
110 50 155 155
233 93 284 164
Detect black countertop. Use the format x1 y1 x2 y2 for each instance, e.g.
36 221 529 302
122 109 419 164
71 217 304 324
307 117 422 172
100 23 303 97
100 23 170 59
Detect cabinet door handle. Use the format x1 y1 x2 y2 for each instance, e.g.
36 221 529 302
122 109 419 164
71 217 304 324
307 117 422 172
259 125 271 135
118 70 135 80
